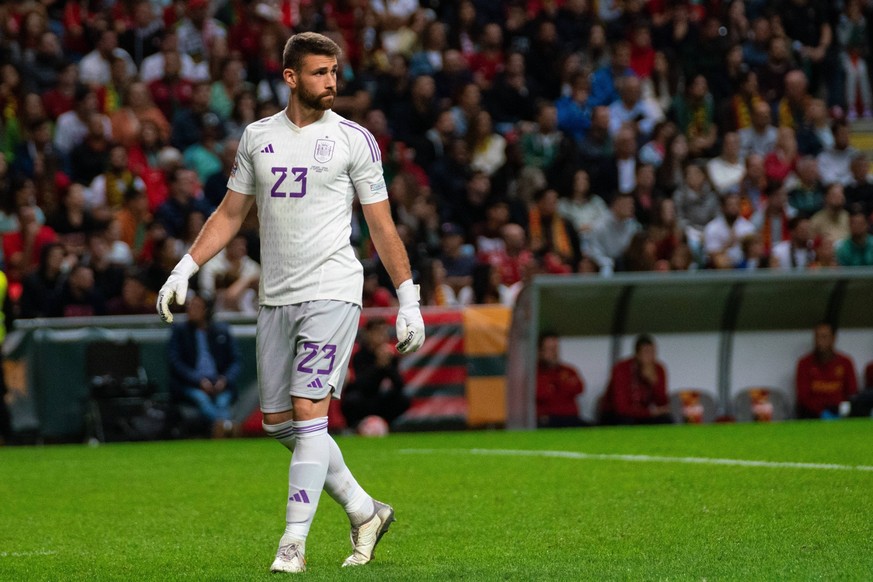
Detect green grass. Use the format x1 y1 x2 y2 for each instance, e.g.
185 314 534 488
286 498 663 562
2 421 872 581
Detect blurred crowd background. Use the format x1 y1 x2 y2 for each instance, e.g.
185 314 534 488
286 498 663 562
2 0 873 321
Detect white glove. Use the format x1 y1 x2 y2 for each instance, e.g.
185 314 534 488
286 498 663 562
395 279 425 354
157 254 199 323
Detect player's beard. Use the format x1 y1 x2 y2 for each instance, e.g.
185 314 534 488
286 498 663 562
298 84 336 111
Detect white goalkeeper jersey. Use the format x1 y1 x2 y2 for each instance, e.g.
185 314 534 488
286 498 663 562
227 110 388 307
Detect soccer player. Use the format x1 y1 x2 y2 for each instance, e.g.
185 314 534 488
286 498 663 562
156 32 425 573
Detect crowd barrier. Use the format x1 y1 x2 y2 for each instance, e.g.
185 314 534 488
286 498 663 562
7 305 511 442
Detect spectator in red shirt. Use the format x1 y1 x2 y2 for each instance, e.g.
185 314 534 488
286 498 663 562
536 332 586 428
795 322 858 419
2 204 57 284
601 334 672 425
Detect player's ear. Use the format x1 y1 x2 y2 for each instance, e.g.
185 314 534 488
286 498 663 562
283 68 297 89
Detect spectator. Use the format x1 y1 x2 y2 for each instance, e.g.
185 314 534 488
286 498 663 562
68 113 113 186
781 0 836 108
467 110 506 177
835 209 873 266
845 153 873 216
838 0 872 120
119 0 164 68
776 70 810 130
578 106 614 195
752 183 796 257
787 156 824 215
796 98 834 156
706 131 745 195
649 197 684 265
528 187 581 273
674 162 720 239
796 322 857 419
772 216 815 271
723 70 764 132
154 168 211 238
608 75 662 140
670 73 717 158
18 242 68 319
817 121 857 187
738 100 778 159
10 118 58 185
103 268 152 315
587 193 641 276
810 183 850 243
601 334 672 426
2 204 57 284
197 233 260 313
622 232 659 272
488 51 538 130
183 112 224 183
170 81 213 152
704 192 757 268
437 222 475 305
535 332 586 428
147 49 196 121
78 29 137 89
53 86 111 158
110 81 171 148
521 101 577 191
589 40 633 107
558 169 609 247
638 120 675 169
83 231 126 303
175 0 227 67
341 318 410 431
48 263 105 317
41 61 79 121
606 125 638 197
168 292 241 438
764 126 800 185
87 144 146 214
47 183 102 253
756 35 794 105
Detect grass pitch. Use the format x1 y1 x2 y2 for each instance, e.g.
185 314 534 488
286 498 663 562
1 421 872 581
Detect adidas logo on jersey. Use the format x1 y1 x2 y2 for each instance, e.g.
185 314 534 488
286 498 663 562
307 378 324 389
260 144 275 153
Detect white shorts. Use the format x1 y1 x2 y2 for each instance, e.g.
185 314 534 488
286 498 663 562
256 300 360 413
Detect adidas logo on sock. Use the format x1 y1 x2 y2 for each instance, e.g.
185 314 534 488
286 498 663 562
260 144 275 153
289 489 310 503
306 378 324 389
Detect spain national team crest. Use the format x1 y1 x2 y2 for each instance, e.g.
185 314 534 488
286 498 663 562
314 139 335 163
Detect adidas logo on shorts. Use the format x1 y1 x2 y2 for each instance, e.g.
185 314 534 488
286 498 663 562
306 378 324 389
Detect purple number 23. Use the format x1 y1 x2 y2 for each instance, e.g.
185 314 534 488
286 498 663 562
297 343 337 375
271 166 308 198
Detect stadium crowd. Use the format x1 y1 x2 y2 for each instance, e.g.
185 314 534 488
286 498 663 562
2 0 873 319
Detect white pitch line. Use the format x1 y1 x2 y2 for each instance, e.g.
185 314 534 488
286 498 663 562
0 550 58 558
399 448 873 472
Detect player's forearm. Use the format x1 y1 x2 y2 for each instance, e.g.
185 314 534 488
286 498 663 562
188 192 253 267
373 229 412 288
364 203 412 286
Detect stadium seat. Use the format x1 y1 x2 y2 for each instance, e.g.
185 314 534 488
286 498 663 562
669 390 717 424
732 388 791 422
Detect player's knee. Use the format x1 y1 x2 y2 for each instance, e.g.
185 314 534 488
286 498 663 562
263 418 296 451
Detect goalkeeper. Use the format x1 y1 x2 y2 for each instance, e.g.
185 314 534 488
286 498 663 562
156 32 425 574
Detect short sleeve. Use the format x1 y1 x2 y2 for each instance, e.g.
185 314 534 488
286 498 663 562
226 127 256 195
342 122 389 205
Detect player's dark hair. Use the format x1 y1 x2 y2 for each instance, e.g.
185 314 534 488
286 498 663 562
282 32 342 72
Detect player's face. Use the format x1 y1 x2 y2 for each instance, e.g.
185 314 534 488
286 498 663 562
290 54 338 111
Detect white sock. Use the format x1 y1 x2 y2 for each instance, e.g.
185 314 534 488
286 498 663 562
325 436 375 525
264 420 374 525
282 417 329 543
